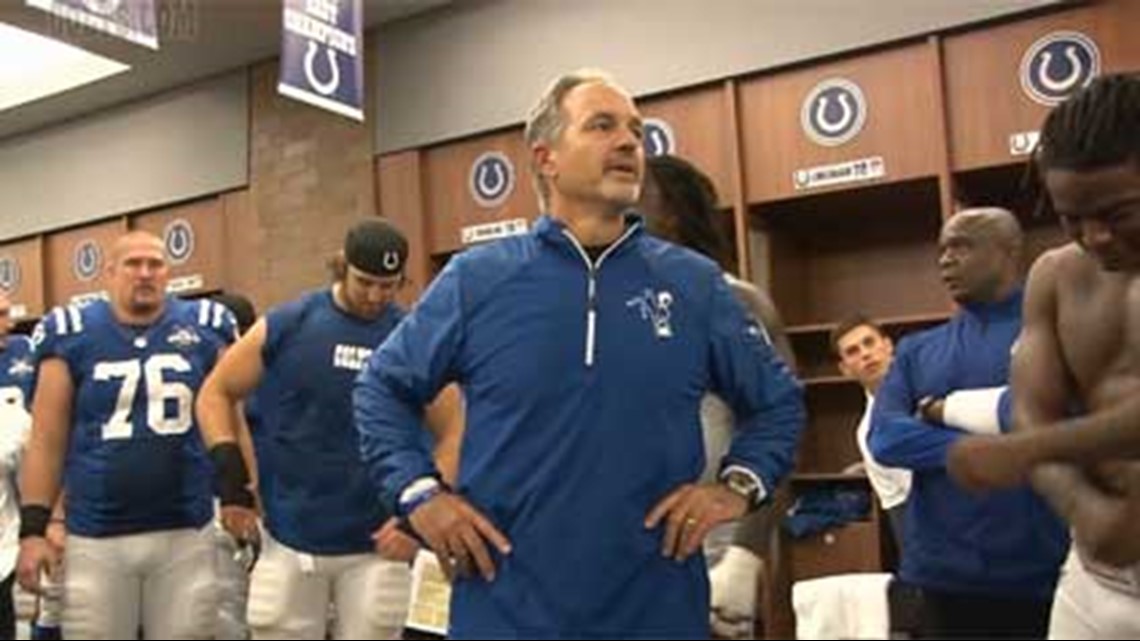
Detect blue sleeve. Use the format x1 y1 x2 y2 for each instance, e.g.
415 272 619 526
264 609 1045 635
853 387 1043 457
187 300 238 364
30 307 70 365
354 260 464 511
869 338 964 471
708 275 805 495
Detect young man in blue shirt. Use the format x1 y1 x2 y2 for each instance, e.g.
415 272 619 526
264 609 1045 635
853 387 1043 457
197 220 460 640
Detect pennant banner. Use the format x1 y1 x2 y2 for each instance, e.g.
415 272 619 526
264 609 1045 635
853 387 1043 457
26 0 158 49
278 0 364 121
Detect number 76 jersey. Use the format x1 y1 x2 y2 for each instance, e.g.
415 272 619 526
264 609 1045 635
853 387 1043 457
31 297 237 538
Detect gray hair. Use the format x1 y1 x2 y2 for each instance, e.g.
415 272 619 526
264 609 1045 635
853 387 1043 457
524 69 617 211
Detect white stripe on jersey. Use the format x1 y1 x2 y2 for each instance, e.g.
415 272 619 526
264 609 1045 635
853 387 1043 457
53 307 69 336
198 300 211 327
67 305 84 333
212 302 226 329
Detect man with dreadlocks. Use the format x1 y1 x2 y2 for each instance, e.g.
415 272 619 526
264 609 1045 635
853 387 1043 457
948 74 1140 637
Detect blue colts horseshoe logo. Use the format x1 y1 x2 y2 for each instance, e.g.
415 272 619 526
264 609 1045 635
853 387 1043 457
0 257 20 294
469 151 515 208
304 40 341 97
163 219 195 265
73 240 103 282
642 118 676 158
801 78 867 147
1020 31 1100 106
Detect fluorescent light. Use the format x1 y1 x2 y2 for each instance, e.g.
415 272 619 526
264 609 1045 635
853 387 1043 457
0 21 128 112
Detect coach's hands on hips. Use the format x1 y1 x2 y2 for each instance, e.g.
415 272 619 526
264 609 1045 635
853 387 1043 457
645 482 748 562
408 491 511 582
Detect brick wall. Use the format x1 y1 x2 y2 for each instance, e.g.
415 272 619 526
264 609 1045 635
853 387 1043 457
247 58 377 309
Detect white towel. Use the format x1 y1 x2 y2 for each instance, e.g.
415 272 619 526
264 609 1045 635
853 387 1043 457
793 573 893 639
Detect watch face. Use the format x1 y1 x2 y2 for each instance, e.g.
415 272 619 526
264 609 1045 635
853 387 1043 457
726 472 758 498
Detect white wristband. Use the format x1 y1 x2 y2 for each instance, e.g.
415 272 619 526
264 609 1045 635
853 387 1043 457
399 476 441 504
942 387 1006 435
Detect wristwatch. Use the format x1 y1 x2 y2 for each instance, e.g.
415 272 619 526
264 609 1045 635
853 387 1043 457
721 469 762 510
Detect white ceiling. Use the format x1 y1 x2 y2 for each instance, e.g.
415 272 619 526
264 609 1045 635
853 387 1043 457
0 0 451 141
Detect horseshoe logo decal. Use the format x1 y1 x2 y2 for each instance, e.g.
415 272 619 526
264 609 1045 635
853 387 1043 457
73 240 103 282
469 151 516 209
801 78 867 147
642 118 676 157
1020 31 1100 106
814 93 855 135
163 219 195 265
0 257 20 294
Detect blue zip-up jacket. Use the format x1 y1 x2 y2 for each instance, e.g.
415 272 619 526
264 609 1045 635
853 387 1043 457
869 290 1068 599
355 214 804 639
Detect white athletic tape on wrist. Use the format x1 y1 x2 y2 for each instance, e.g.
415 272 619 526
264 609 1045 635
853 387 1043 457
942 386 1006 435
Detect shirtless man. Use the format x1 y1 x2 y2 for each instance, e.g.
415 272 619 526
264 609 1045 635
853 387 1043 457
948 73 1140 638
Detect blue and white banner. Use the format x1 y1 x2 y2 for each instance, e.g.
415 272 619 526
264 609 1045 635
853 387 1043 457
26 0 158 49
278 0 364 122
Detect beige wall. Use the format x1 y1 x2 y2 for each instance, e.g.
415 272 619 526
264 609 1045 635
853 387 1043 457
373 0 1062 152
0 72 249 242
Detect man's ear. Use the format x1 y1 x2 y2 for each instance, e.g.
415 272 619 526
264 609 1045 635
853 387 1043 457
331 252 347 280
533 143 556 183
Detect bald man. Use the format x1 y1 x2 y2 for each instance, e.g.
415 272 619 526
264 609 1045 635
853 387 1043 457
17 231 238 639
869 209 1069 639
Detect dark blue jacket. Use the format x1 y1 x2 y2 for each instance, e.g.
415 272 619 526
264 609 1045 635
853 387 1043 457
870 290 1067 599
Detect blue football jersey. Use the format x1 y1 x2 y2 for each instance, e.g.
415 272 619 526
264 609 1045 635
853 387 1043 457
0 335 36 411
31 297 237 537
257 289 405 555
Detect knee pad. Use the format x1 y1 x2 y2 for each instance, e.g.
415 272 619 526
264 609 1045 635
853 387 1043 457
246 539 306 632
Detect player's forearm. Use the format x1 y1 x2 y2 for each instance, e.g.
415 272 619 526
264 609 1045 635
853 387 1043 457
233 406 259 492
18 435 65 509
196 380 257 507
1030 462 1092 522
195 379 243 448
1037 397 1140 461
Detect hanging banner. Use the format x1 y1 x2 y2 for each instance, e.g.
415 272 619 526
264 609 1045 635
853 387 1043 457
26 0 158 49
278 0 364 121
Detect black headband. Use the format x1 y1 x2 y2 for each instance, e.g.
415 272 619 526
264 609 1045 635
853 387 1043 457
344 220 408 277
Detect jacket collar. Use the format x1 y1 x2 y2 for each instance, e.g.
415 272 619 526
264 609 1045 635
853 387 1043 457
533 210 645 253
961 287 1023 320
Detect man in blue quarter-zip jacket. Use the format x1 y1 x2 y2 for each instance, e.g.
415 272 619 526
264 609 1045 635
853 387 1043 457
354 69 805 639
870 208 1068 639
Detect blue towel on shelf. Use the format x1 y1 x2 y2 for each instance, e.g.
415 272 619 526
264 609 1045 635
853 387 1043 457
783 486 871 538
